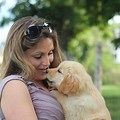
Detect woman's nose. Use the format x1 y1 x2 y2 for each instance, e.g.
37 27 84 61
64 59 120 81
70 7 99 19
42 56 50 66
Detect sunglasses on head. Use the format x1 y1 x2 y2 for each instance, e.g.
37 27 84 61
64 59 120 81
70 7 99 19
25 22 54 40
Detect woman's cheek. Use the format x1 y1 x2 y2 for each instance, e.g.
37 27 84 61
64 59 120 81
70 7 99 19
29 58 41 68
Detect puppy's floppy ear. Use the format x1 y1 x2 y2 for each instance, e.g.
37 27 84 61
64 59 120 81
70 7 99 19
58 73 83 94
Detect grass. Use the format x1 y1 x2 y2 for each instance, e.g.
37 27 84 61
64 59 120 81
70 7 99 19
102 84 120 97
101 84 120 120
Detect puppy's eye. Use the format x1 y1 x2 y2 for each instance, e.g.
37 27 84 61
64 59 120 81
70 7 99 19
58 69 62 74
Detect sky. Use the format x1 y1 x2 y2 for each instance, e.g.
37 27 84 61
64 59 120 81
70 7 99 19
0 0 15 62
0 0 16 44
0 0 120 63
108 15 120 63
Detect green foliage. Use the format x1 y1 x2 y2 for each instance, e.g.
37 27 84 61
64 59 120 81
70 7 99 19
102 64 120 85
1 0 88 50
68 26 113 61
1 0 120 49
112 38 120 49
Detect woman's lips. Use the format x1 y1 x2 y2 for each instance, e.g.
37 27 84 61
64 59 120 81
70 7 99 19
39 68 49 73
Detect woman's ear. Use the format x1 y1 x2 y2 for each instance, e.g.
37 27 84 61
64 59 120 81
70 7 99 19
58 73 83 95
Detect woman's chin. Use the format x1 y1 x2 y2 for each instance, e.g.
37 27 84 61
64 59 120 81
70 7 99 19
36 72 47 80
37 73 47 80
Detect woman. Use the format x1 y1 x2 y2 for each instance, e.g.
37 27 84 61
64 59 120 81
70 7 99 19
0 16 65 120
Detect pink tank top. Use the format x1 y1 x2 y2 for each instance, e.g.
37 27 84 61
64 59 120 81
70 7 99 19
0 75 65 120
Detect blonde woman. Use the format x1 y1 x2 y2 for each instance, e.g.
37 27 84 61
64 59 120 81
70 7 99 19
0 16 65 120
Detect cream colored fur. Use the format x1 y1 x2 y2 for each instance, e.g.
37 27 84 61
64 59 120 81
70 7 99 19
47 61 111 120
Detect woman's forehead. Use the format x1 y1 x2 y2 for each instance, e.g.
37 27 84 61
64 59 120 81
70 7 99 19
25 38 54 54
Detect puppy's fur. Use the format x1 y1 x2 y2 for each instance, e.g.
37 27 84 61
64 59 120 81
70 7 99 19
47 61 111 120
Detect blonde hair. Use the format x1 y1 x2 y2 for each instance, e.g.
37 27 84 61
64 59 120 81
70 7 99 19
0 16 64 80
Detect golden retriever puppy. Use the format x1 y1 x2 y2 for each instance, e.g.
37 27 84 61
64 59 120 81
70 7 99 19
47 61 111 120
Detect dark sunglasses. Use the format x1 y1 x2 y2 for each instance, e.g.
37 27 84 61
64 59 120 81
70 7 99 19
25 22 54 40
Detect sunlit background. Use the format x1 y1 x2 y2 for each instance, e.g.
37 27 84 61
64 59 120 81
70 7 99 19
0 0 120 119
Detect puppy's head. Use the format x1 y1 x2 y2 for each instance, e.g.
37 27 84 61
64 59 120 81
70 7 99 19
47 61 90 95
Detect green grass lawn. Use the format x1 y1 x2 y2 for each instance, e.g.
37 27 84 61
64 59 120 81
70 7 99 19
102 84 120 97
102 84 120 120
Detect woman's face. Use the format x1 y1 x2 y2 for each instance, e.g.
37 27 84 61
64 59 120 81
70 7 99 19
25 38 54 81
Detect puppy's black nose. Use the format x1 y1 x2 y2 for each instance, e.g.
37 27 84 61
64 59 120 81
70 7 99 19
46 69 48 73
46 68 49 73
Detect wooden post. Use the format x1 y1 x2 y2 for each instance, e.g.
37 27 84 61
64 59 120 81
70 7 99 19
94 42 102 92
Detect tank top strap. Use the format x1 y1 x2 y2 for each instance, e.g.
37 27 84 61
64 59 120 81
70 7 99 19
0 75 25 100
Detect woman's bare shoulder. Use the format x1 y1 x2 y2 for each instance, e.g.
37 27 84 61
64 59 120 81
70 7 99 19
1 80 38 120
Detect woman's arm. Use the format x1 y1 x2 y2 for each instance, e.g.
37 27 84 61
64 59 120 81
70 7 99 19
1 80 38 120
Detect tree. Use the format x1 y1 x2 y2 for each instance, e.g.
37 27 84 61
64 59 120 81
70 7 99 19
1 0 120 49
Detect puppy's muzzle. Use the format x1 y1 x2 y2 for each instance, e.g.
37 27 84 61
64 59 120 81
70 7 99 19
46 79 58 91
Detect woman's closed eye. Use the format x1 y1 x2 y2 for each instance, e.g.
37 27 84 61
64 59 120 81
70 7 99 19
33 50 53 59
48 50 54 55
33 54 42 59
34 55 42 59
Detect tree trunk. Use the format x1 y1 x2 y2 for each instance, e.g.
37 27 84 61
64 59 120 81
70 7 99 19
94 42 102 92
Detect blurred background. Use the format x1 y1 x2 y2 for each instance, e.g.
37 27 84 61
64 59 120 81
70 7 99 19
0 0 120 119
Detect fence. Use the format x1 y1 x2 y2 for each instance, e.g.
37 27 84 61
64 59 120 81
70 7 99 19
104 96 120 120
